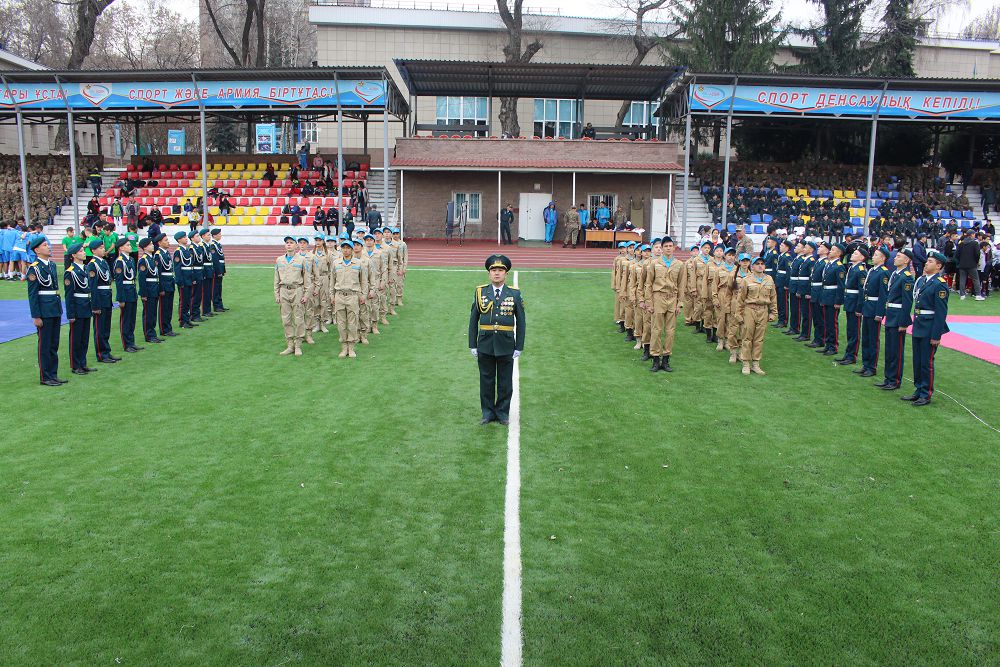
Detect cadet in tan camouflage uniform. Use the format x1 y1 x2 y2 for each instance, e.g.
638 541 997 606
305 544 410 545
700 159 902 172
274 236 311 356
312 235 331 334
381 226 401 315
364 233 386 334
613 242 628 331
295 237 316 345
712 247 738 354
736 255 778 375
392 229 408 306
331 239 369 358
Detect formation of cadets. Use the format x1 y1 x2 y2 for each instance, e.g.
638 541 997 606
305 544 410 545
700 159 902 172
273 226 407 357
26 228 227 385
612 234 950 405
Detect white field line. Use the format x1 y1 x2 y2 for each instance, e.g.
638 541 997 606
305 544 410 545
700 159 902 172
501 270 523 667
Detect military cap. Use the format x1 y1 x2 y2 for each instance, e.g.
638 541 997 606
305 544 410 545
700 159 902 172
832 242 846 254
391 228 400 234
373 228 384 234
339 240 353 249
724 247 737 255
199 228 211 236
28 236 47 250
187 230 199 239
651 237 661 245
807 241 819 250
735 224 745 231
115 237 130 249
138 238 152 249
873 245 890 259
640 244 651 251
618 241 629 248
314 233 325 240
363 233 375 241
211 228 221 236
700 239 713 248
690 243 700 251
738 252 752 262
153 233 167 243
926 249 947 264
486 254 512 271
340 231 351 239
898 248 915 261
296 237 308 243
714 243 726 253
820 240 833 250
626 241 637 247
67 242 84 256
382 226 392 233
661 236 673 244
856 245 872 260
779 238 793 249
283 235 295 242
752 255 766 265
174 231 187 241
352 238 363 245
88 239 104 250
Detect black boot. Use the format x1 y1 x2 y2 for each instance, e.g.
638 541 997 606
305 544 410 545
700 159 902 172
706 326 714 342
641 344 651 361
695 323 704 334
625 329 636 342
710 328 718 343
662 355 673 372
617 321 626 333
650 356 662 372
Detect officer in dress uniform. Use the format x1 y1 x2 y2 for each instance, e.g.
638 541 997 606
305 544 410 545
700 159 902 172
26 236 66 385
188 229 204 322
875 248 915 391
173 231 196 328
199 229 216 318
903 250 950 406
64 242 97 375
210 228 228 312
88 239 119 364
137 238 163 345
806 242 829 349
838 245 868 365
858 246 889 378
785 240 805 336
113 236 143 352
155 233 178 337
469 254 525 425
818 242 846 356
774 239 793 328
794 241 816 341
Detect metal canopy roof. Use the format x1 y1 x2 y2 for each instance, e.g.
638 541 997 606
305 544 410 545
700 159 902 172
394 59 686 101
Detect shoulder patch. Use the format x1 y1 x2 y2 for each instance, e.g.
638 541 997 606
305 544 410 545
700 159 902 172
115 267 122 274
64 276 71 286
939 290 946 299
29 261 37 267
28 272 36 281
904 283 912 291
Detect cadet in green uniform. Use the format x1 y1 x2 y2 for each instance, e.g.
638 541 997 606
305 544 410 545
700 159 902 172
64 243 96 374
113 236 142 352
469 254 525 425
27 236 66 385
88 239 118 364
903 250 950 406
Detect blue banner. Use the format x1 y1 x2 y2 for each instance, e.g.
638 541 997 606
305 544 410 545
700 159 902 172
255 123 277 154
690 83 1000 120
167 129 186 155
0 79 386 111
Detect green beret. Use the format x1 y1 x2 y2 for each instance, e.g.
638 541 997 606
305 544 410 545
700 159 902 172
926 249 947 264
29 236 47 250
88 239 104 250
199 228 211 236
115 237 130 249
67 242 84 255
187 230 199 239
174 231 187 241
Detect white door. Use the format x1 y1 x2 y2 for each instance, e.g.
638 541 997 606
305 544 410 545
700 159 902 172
650 198 668 238
518 192 552 241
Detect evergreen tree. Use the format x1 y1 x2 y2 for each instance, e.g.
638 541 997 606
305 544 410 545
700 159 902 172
792 0 872 76
208 120 241 153
667 0 784 73
873 0 920 77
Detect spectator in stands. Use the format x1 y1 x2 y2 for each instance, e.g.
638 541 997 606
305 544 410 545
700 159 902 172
313 207 326 234
87 196 100 216
581 123 596 139
912 232 928 277
88 166 103 196
357 182 368 216
289 164 300 185
980 240 992 298
218 194 232 224
956 230 984 300
596 201 611 229
289 202 303 226
302 181 315 196
366 204 382 230
125 198 139 229
109 197 124 228
147 204 162 228
323 160 335 186
188 206 201 232
342 207 355 237
984 219 996 240
312 154 324 170
326 205 340 235
264 164 277 188
298 144 309 171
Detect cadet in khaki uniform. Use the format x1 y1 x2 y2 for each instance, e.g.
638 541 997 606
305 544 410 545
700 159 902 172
644 236 686 372
365 233 387 333
312 234 331 334
630 244 648 352
728 253 752 363
736 255 778 376
683 243 699 325
296 237 316 345
712 247 737 353
351 238 374 344
637 244 653 360
613 242 628 330
691 240 712 332
373 229 391 325
274 236 311 356
381 227 400 315
625 243 642 343
392 229 407 306
323 236 340 326
562 205 580 248
703 244 725 344
331 239 368 358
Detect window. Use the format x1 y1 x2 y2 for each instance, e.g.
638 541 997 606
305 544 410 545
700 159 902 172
298 119 320 145
623 101 655 127
533 98 578 138
454 192 482 223
436 96 488 136
589 194 618 227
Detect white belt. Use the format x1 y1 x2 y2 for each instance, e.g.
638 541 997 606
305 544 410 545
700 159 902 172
917 309 935 315
181 267 194 270
777 270 787 274
145 278 159 282
161 272 174 276
887 303 902 309
38 290 57 295
96 285 110 290
823 285 837 289
866 296 879 301
219 260 225 263
811 282 822 286
845 289 859 294
73 292 90 298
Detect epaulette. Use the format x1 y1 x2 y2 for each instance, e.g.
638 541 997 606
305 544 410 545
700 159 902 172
29 261 37 267
478 284 489 289
903 270 911 276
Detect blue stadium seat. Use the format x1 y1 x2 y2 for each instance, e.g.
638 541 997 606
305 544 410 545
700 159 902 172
762 214 773 222
937 209 950 218
851 199 862 207
960 219 972 229
945 185 953 193
851 217 862 226
715 223 723 230
890 175 898 183
775 188 785 196
856 190 867 199
727 223 736 233
822 190 833 198
809 189 821 197
750 214 762 223
752 225 765 234
929 210 939 218
951 210 963 218
869 208 879 217
701 186 709 193
963 211 974 219
890 191 899 199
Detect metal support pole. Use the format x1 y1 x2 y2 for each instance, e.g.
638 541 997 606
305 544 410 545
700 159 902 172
681 86 693 247
864 82 889 234
400 169 405 237
0 74 31 226
192 74 209 217
55 76 80 230
334 72 345 221
383 75 390 221
572 171 576 209
719 76 739 233
667 172 673 236
497 170 502 246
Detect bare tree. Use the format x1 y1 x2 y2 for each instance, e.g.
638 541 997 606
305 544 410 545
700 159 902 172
962 2 1000 38
496 0 543 137
202 0 267 67
0 0 70 67
66 0 116 69
88 0 199 70
609 0 683 128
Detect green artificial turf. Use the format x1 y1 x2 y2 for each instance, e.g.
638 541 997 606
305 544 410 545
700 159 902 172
1 267 998 665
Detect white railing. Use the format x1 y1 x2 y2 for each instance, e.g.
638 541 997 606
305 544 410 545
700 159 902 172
310 0 561 14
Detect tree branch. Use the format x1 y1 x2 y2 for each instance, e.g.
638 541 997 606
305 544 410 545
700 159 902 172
203 0 242 67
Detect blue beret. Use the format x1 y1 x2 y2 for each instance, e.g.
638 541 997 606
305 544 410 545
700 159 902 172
174 231 187 241
927 249 947 264
29 236 47 250
738 252 752 262
67 242 84 255
88 239 104 250
187 230 199 239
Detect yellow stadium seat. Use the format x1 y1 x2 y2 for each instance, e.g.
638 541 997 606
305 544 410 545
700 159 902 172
179 215 188 226
223 163 233 171
801 215 811 223
798 188 808 197
833 190 844 199
253 216 265 225
210 207 220 215
234 164 245 171
844 190 856 199
184 189 195 197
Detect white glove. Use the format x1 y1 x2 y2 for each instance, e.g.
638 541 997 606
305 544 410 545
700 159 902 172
513 350 521 359
470 348 478 357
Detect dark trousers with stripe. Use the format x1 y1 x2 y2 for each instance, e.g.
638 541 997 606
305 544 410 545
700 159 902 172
93 308 113 359
143 294 159 340
812 298 825 344
787 292 800 332
159 290 175 334
190 281 202 319
912 337 937 400
861 317 881 372
478 352 514 421
213 275 224 309
178 284 192 325
69 317 91 370
884 326 906 386
201 277 213 314
776 285 787 324
823 304 839 352
844 311 861 361
799 297 812 338
36 316 60 381
119 300 137 349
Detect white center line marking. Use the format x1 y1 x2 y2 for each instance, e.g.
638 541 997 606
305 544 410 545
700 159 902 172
501 270 523 667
